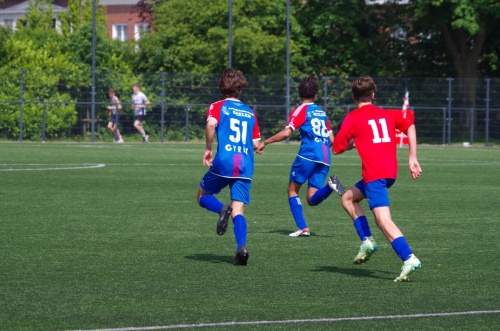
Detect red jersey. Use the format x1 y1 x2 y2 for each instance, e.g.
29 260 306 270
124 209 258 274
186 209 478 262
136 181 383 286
332 104 412 183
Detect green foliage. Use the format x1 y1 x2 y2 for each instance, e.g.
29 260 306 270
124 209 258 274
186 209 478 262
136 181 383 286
135 0 305 75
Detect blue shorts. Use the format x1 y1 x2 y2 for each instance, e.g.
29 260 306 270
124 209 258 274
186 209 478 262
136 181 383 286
134 115 145 122
355 178 396 209
200 171 252 205
289 156 329 189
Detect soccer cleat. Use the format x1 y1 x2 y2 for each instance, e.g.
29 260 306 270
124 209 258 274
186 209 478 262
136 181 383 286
233 245 249 266
216 205 232 235
289 228 310 237
394 255 421 282
116 137 124 143
144 135 149 143
328 175 347 196
353 237 379 264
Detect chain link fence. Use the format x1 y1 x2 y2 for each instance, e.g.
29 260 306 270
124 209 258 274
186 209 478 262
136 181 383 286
0 70 498 145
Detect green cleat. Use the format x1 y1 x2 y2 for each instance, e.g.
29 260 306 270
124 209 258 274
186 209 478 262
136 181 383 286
353 237 379 264
394 255 421 282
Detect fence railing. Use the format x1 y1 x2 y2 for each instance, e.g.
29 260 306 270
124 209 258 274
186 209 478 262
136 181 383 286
1 100 499 146
1 71 499 145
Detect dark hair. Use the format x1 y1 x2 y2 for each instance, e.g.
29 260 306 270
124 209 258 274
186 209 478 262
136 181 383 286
298 77 319 99
352 76 376 103
219 68 248 98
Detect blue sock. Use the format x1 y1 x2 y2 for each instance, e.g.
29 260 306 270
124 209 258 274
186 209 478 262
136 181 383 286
353 217 367 241
289 196 308 230
199 195 224 214
309 184 334 206
391 236 413 261
233 214 247 250
358 215 372 238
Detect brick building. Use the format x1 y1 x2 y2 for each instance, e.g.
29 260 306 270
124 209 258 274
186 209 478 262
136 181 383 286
0 0 150 41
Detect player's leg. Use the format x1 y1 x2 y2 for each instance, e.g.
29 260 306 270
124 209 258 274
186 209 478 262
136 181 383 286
288 181 310 237
229 180 250 265
342 181 378 264
107 121 116 141
134 117 148 142
197 173 232 235
307 164 334 206
366 179 421 281
288 158 313 237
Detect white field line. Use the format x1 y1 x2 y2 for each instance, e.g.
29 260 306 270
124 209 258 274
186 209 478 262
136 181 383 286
0 164 105 171
67 310 500 331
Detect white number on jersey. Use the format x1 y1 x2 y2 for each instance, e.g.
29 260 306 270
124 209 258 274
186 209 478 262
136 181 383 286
368 118 391 143
229 118 248 144
311 118 329 138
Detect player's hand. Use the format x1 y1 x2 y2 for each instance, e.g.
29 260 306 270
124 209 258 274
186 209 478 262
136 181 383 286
346 138 356 151
255 142 266 154
203 150 213 167
409 158 422 179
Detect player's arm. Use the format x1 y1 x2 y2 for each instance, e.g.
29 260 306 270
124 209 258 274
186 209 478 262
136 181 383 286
406 125 422 179
203 118 217 167
115 96 122 111
256 127 293 154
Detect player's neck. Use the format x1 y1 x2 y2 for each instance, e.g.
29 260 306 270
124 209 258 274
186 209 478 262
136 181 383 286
301 98 314 104
358 102 372 107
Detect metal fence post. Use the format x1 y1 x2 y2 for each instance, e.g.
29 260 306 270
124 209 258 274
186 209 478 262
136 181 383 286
442 107 447 146
19 69 24 142
469 108 474 145
42 102 47 143
161 72 165 143
446 78 453 145
185 105 190 142
485 78 491 146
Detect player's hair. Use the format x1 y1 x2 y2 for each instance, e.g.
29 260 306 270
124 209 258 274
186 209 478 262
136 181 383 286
352 76 376 103
109 87 116 94
219 68 248 99
133 83 141 89
298 77 318 99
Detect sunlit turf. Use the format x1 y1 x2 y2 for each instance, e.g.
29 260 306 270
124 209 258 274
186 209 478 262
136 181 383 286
0 142 499 330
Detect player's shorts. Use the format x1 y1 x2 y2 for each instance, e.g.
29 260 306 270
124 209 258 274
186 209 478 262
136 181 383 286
109 113 119 124
200 171 251 205
289 156 329 189
355 178 396 209
134 115 145 122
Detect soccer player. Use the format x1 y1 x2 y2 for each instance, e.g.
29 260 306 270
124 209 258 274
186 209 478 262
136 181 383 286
107 88 123 143
256 77 343 237
332 76 422 282
196 68 261 266
131 84 150 142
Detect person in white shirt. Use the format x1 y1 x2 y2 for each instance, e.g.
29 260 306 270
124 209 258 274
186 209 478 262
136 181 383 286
131 84 150 142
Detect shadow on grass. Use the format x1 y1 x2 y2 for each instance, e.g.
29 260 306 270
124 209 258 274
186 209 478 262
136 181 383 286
185 253 234 265
312 265 393 280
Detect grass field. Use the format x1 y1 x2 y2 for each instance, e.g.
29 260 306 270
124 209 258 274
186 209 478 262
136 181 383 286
1 142 499 331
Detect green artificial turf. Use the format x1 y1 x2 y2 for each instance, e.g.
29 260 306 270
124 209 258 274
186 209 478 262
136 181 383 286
0 142 499 331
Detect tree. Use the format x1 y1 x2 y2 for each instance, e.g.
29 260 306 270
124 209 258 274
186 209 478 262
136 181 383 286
0 0 83 139
134 0 306 75
413 0 500 106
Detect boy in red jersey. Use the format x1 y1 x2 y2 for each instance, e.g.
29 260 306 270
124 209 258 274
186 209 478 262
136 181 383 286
332 76 422 282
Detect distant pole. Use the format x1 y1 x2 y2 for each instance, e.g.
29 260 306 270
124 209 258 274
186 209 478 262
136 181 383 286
91 0 96 142
285 0 290 143
228 0 233 68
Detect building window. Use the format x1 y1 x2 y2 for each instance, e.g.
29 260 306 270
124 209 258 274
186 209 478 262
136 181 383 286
4 19 15 31
134 23 150 41
112 24 128 41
